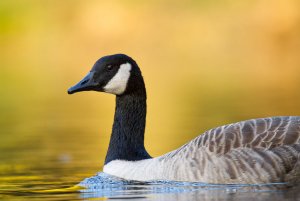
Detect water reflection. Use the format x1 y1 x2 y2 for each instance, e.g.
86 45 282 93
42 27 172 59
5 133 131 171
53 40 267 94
79 172 300 201
1 154 300 201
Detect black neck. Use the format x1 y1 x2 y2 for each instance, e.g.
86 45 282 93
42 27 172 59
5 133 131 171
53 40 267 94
104 85 151 164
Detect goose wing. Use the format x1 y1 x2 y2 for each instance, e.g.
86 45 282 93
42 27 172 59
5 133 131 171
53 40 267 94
163 116 300 159
158 116 300 183
196 116 300 154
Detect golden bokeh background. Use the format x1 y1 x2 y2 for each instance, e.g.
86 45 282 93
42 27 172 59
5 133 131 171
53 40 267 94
1 0 300 183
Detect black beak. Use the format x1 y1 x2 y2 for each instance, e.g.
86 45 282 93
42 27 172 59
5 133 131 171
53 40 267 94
68 71 98 94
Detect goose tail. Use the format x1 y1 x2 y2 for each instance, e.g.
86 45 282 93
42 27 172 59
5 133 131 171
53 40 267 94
286 154 300 184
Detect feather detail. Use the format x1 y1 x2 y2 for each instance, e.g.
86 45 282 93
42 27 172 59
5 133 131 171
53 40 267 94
104 116 300 184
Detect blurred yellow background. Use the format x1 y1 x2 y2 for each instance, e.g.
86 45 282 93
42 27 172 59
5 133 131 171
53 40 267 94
1 0 300 181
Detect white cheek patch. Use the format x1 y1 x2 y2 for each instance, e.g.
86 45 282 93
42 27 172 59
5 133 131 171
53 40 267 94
103 63 132 95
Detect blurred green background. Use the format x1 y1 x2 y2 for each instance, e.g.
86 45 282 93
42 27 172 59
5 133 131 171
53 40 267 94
1 0 300 189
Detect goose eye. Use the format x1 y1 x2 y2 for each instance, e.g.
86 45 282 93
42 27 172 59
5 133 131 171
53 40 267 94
106 65 113 70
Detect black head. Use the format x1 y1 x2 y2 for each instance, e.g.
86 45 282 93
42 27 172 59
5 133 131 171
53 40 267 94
68 54 143 96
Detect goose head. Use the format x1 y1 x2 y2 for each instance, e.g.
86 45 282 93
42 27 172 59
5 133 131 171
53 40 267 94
68 54 143 96
68 54 150 164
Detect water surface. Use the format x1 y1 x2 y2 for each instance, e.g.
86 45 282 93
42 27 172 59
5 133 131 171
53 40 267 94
2 172 300 201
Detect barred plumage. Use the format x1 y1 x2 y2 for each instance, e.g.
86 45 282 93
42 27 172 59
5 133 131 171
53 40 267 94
104 116 300 184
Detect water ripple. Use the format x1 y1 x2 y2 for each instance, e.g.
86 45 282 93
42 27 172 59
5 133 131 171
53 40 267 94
79 172 300 200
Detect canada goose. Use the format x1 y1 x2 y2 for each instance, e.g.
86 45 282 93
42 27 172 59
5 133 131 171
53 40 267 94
68 54 300 184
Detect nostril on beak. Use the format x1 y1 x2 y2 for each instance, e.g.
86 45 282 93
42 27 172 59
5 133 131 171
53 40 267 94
80 79 89 86
68 71 96 95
